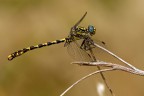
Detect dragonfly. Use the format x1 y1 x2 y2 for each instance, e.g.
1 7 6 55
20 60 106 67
8 12 114 95
8 12 97 61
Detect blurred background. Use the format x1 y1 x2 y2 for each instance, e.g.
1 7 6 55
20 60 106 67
1 0 144 96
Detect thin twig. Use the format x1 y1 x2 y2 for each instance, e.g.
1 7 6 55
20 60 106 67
60 61 144 96
94 43 137 70
72 61 144 76
60 68 114 96
89 48 115 96
60 42 144 96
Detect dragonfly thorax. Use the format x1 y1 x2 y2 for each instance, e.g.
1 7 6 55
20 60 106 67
75 25 96 36
72 25 95 37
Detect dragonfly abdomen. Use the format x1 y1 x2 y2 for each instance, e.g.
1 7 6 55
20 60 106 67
8 38 66 61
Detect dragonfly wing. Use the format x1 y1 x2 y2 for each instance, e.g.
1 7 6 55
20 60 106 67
72 12 87 29
67 39 93 62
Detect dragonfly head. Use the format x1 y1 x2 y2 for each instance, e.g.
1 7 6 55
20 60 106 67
88 25 96 36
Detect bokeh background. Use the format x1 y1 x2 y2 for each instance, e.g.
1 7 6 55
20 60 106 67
1 0 144 96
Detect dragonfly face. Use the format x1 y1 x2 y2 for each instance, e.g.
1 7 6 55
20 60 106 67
88 25 96 36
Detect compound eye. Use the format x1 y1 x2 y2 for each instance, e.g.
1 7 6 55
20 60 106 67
88 25 96 35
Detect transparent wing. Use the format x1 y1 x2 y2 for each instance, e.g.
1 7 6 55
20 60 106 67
66 39 106 62
69 12 87 34
72 12 87 29
67 39 93 62
91 39 108 61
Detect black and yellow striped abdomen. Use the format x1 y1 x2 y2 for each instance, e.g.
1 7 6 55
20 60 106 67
8 38 66 61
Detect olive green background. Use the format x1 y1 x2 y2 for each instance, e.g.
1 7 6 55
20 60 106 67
1 0 144 96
